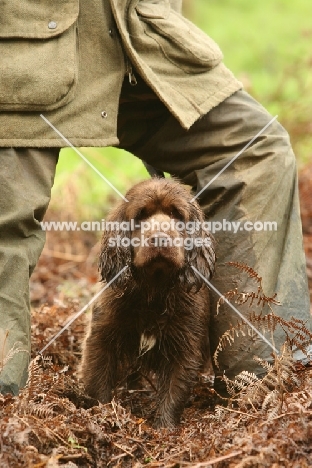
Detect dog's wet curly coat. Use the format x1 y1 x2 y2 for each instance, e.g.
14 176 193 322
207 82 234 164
80 178 215 427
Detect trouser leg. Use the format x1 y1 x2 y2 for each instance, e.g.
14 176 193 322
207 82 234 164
0 148 59 395
118 79 311 385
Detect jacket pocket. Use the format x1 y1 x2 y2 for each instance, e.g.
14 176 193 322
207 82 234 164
135 0 223 74
0 0 79 111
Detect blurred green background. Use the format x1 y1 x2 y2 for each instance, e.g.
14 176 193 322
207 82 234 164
52 0 312 220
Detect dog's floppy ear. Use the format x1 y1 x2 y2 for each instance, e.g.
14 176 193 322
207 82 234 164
181 202 216 290
99 202 132 288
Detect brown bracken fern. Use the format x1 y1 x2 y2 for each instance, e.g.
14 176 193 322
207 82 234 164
217 261 281 313
0 330 30 375
213 262 312 420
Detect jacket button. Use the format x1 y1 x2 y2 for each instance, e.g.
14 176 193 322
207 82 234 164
109 29 114 37
48 21 57 29
101 111 108 118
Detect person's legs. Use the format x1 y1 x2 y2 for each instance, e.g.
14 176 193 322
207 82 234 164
118 78 311 386
0 148 59 395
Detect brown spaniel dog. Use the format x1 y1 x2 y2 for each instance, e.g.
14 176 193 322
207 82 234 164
80 178 215 427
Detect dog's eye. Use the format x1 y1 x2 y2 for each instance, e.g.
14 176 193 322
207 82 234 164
135 207 148 221
170 207 184 221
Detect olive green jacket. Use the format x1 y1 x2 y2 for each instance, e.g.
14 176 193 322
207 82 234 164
0 0 241 147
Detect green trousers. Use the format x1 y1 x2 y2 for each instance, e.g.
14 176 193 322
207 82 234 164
0 149 58 394
118 79 311 389
0 83 310 394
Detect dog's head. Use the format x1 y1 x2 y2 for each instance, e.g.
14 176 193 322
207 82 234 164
99 178 215 290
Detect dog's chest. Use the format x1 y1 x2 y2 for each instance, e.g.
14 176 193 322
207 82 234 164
136 302 170 356
139 332 157 356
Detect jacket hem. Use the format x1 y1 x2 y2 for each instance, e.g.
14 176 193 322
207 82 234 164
191 80 243 129
0 137 120 149
173 70 243 130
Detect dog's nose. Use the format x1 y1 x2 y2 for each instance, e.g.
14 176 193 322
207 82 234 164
149 232 171 247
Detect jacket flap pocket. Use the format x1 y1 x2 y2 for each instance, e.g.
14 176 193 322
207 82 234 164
0 0 79 111
0 0 79 38
135 0 170 19
134 1 223 73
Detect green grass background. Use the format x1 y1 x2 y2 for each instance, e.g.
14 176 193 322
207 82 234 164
52 0 312 219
